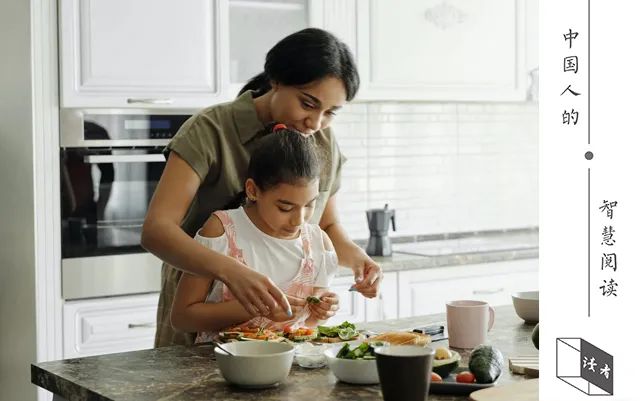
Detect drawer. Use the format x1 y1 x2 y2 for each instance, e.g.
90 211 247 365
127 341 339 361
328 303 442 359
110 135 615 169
398 259 538 318
63 293 159 358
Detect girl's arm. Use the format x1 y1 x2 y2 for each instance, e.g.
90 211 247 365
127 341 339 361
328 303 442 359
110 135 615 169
171 273 253 333
141 152 290 316
170 214 253 333
306 230 340 327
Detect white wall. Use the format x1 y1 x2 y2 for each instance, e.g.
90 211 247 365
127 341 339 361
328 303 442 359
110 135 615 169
333 101 539 240
0 0 38 400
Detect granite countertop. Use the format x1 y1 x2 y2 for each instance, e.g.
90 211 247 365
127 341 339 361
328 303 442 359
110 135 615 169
32 305 538 401
336 228 538 277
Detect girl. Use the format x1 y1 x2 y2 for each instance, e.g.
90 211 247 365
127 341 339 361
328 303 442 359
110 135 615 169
143 28 382 347
170 126 340 339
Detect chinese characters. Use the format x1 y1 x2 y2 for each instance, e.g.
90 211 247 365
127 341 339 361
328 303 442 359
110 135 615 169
599 200 619 297
562 29 582 126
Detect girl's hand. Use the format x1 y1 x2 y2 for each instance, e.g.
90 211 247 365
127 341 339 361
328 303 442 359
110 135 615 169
309 291 340 321
221 261 292 317
267 295 307 322
348 248 383 298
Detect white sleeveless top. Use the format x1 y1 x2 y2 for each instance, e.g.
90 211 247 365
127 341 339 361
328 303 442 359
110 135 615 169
194 206 339 304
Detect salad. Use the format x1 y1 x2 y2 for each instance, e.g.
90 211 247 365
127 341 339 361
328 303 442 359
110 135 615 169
317 321 359 341
336 341 386 360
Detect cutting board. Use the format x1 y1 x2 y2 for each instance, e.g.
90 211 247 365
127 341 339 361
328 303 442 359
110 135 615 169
470 379 538 401
509 355 539 377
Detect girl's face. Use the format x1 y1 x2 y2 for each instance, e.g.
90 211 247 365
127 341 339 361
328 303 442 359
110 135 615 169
269 76 347 135
246 178 320 239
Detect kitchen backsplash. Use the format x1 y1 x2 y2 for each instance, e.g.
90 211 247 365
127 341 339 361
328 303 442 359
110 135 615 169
331 101 539 240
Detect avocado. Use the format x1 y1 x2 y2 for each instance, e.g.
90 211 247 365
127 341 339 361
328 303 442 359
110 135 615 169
432 350 461 378
532 323 539 350
468 345 504 384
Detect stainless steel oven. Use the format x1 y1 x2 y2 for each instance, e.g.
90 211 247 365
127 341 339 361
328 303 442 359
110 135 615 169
60 109 192 299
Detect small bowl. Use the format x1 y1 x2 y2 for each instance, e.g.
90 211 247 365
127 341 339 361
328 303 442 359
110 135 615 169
295 342 329 368
324 340 381 384
512 291 539 323
215 341 295 388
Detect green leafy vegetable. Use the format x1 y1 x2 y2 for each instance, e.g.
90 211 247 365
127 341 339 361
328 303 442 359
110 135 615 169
338 327 357 340
306 296 321 304
318 321 356 338
336 342 381 360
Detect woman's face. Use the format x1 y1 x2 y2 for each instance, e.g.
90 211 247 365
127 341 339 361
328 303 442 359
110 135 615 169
269 76 347 135
246 178 320 239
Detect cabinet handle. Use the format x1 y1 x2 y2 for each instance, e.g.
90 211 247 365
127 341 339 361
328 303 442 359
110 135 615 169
473 288 504 295
126 98 174 105
128 322 156 329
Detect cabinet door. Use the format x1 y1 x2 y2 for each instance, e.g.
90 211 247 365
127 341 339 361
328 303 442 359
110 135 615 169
59 0 223 108
63 294 159 358
355 0 527 101
227 0 319 97
325 275 366 325
398 259 538 318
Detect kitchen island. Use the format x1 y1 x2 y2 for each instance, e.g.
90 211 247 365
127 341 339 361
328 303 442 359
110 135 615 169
32 305 538 401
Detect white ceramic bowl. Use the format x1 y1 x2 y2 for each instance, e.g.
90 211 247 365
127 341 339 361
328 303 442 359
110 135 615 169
512 290 539 323
295 342 329 368
215 341 295 388
324 341 380 384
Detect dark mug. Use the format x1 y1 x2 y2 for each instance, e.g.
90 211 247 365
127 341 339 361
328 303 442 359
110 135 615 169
375 345 435 401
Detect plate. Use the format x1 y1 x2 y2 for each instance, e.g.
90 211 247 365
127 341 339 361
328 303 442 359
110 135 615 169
429 367 501 395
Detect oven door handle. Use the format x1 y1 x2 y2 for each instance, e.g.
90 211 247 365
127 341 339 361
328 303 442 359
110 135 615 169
84 154 166 164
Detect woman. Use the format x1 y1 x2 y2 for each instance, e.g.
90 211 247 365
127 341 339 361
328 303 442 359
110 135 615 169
142 28 383 347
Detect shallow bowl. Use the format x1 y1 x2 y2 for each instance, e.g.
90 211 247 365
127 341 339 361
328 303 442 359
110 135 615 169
512 291 539 323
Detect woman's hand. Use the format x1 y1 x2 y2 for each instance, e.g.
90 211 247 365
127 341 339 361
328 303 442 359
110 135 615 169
221 261 293 317
346 247 383 298
319 196 383 299
309 291 340 321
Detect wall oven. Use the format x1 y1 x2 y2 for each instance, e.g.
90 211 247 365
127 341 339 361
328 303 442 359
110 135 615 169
60 109 192 299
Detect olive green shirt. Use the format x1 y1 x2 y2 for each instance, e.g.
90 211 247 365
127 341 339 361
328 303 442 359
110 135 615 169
155 91 346 347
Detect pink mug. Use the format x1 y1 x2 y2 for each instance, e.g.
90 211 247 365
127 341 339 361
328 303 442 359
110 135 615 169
446 300 495 349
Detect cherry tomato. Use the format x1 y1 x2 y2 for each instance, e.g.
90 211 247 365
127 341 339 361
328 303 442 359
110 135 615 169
430 372 443 382
455 371 476 383
283 325 293 334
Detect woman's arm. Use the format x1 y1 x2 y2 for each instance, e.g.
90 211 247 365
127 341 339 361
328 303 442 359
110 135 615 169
319 195 382 298
141 152 291 316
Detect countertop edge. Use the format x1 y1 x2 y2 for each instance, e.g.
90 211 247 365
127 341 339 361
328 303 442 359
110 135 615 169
335 248 539 277
31 363 111 401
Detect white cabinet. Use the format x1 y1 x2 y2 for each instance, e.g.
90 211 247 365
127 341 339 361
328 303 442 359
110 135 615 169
351 0 528 101
325 271 397 325
59 0 224 108
59 0 326 108
63 293 159 358
227 0 320 96
326 275 366 325
59 1 532 107
397 259 538 318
